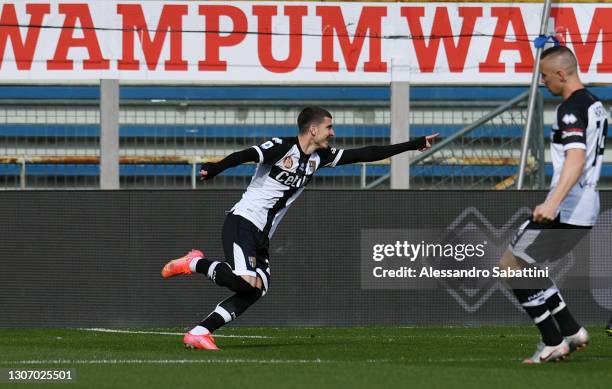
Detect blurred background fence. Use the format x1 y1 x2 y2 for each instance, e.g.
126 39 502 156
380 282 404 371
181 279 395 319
1 85 611 190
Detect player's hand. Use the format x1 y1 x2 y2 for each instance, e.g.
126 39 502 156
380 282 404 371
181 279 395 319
419 133 439 151
532 201 558 223
199 162 217 181
199 168 209 181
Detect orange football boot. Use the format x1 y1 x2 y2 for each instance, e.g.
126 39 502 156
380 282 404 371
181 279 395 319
183 332 220 350
161 249 204 279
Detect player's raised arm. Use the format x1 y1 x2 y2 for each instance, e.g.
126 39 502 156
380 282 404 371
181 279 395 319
200 147 260 181
334 133 438 166
201 137 289 180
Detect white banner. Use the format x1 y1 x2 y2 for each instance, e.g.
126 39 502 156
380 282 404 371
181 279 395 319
0 1 610 84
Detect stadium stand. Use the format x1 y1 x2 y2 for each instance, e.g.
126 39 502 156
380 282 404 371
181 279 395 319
0 85 610 189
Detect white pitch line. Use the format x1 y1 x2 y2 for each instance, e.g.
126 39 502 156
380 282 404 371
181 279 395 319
78 328 271 339
389 334 537 338
5 356 610 365
0 357 522 365
77 328 539 340
2 359 331 365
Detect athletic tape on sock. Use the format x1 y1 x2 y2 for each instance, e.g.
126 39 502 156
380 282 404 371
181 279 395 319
214 305 233 323
533 310 551 324
207 261 220 279
189 258 200 273
551 300 567 315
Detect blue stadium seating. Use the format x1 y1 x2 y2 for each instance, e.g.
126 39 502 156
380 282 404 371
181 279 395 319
2 85 612 181
1 85 612 101
0 123 544 138
0 163 604 178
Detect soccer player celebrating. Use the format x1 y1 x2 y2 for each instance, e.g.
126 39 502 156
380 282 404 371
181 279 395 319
161 106 438 349
500 46 608 363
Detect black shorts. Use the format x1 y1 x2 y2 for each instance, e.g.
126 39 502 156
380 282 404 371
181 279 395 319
222 213 270 288
509 216 591 264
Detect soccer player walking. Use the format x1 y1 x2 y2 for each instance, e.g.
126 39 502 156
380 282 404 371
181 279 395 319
500 46 608 363
162 106 438 349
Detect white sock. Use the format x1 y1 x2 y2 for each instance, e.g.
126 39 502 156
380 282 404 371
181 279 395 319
189 325 210 335
189 258 201 273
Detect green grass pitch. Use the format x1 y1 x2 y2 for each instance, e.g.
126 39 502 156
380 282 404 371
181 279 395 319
1 327 611 389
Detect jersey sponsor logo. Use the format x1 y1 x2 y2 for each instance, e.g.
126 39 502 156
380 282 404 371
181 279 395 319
283 156 293 169
562 113 578 125
274 170 311 188
562 130 584 139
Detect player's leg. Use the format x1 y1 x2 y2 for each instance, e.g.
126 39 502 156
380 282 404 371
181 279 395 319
162 214 262 291
501 250 568 361
193 260 270 338
189 214 261 288
506 218 592 360
185 214 270 349
185 287 263 350
161 248 260 296
502 220 568 363
540 225 591 351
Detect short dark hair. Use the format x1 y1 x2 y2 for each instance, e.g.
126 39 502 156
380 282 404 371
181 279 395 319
297 107 332 135
540 45 578 73
540 45 576 62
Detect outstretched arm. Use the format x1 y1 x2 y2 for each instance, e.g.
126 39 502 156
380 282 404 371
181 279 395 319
336 133 438 165
200 147 260 181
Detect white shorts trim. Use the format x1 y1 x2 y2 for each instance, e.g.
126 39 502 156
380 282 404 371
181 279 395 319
563 143 586 151
232 243 257 277
256 268 269 296
509 229 541 264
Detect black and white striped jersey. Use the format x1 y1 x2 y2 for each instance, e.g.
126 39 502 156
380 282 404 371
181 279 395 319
549 88 608 226
231 137 343 237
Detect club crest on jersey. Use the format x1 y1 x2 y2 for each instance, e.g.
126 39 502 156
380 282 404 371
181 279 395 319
283 156 293 169
248 256 256 268
309 160 316 171
562 113 578 125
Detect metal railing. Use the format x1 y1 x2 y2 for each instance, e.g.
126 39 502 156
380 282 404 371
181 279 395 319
0 86 548 190
366 90 545 190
